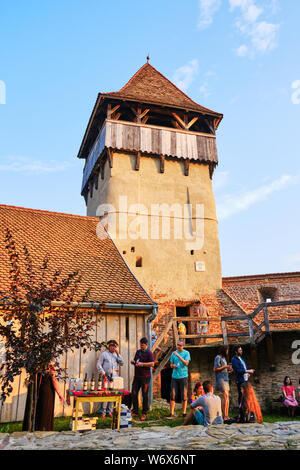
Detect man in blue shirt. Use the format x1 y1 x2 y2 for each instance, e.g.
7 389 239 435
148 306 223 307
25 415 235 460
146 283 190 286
231 345 255 405
168 340 191 418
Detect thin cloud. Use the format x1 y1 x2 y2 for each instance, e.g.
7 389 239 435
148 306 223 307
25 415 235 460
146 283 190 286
229 0 280 55
0 156 74 173
197 0 280 56
198 0 222 30
217 174 296 220
173 59 199 92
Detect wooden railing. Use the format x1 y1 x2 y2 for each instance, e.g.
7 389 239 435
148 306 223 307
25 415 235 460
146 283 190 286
152 300 300 352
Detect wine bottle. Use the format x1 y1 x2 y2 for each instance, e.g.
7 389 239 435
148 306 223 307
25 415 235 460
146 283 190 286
103 377 108 390
97 374 102 390
83 373 88 391
90 373 95 391
109 375 113 391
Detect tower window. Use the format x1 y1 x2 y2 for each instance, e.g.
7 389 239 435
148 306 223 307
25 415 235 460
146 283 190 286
258 287 278 304
136 256 142 267
131 247 135 253
190 250 194 255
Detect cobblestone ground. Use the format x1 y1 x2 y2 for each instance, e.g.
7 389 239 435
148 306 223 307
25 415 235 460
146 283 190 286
1 422 300 450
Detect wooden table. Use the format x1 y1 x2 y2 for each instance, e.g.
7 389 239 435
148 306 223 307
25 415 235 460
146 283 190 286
70 391 124 430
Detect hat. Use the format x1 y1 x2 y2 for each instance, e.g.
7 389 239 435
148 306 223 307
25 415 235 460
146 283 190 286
107 339 118 346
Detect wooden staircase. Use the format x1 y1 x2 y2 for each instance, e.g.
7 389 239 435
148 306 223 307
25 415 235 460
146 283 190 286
151 300 300 374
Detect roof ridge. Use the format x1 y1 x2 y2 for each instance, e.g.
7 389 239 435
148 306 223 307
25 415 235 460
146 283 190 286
101 62 222 117
0 204 98 221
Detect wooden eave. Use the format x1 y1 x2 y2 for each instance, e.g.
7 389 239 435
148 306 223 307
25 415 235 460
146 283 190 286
77 95 223 160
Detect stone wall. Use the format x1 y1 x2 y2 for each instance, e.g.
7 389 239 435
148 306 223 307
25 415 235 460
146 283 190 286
188 330 300 411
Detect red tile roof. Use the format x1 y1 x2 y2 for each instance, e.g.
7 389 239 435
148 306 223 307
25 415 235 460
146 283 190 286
101 62 223 118
0 205 154 306
77 62 223 159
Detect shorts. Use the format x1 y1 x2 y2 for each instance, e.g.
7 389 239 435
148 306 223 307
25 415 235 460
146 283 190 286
197 321 208 334
194 410 205 425
170 377 188 402
215 379 230 393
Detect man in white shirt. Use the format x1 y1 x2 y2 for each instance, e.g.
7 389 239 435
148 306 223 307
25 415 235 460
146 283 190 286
189 380 223 426
96 339 124 418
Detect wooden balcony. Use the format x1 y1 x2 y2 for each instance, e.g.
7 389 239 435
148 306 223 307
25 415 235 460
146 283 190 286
81 119 218 193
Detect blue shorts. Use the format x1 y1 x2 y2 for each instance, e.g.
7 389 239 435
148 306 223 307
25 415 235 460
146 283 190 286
194 410 205 425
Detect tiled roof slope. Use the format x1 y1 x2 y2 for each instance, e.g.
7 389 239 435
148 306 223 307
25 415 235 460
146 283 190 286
0 205 154 306
101 62 223 117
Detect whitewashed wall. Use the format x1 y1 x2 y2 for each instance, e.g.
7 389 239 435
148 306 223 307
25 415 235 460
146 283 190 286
0 313 147 423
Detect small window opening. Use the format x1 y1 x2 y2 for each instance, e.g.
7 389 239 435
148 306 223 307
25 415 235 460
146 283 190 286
190 250 194 255
131 247 135 253
136 256 142 267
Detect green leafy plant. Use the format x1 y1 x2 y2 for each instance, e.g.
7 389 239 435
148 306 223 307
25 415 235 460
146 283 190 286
0 228 103 432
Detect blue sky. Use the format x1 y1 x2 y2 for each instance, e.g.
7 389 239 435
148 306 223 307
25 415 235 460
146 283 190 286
0 0 299 277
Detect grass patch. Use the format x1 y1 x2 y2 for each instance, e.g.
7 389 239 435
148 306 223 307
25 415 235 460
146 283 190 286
1 409 299 434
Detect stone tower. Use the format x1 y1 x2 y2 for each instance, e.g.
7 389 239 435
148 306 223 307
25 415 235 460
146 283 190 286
77 62 223 324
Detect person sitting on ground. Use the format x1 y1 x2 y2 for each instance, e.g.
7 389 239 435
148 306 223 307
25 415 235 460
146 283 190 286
282 376 298 418
189 381 204 405
237 381 263 424
183 382 204 425
184 380 223 427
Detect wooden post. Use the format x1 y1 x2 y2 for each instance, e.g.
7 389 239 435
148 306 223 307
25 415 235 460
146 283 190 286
250 345 259 383
135 151 141 171
266 333 276 371
221 320 228 346
263 306 270 333
160 154 165 173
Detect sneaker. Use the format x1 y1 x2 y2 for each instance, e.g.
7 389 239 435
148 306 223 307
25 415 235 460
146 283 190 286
166 414 175 419
106 413 113 418
131 413 139 418
140 414 147 421
99 414 105 419
182 413 187 418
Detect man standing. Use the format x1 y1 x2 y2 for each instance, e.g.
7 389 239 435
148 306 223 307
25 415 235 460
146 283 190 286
188 380 223 426
131 337 155 421
168 340 191 418
214 345 232 421
96 339 124 418
193 300 209 345
231 345 255 406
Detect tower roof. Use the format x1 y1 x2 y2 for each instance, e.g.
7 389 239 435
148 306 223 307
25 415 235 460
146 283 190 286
101 62 222 117
77 62 223 159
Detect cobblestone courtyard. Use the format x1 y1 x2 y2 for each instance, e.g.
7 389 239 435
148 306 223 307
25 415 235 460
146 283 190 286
1 421 300 451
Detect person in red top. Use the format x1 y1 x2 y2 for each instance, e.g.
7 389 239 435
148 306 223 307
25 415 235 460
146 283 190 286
282 376 298 417
130 337 154 421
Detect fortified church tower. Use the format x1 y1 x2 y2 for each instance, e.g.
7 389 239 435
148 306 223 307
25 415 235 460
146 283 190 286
77 61 223 326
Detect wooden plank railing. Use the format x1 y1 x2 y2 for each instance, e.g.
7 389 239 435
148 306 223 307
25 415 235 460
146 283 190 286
152 300 300 353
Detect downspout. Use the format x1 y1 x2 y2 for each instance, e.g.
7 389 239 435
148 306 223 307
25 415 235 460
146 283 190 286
147 304 158 409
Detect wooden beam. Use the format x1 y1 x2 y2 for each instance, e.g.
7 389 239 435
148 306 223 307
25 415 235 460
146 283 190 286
184 159 190 176
135 151 141 171
172 112 186 129
107 104 120 118
160 154 165 173
101 162 105 180
142 115 149 124
221 320 228 346
186 116 198 130
171 119 181 129
107 148 113 168
112 112 121 121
